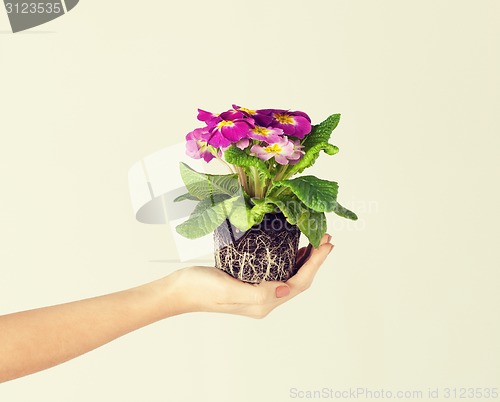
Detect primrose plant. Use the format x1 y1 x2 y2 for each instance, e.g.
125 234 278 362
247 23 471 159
175 105 357 255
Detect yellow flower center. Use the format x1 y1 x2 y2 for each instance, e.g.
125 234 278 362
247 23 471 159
274 113 294 124
252 126 270 136
216 120 235 129
265 144 282 153
239 107 256 115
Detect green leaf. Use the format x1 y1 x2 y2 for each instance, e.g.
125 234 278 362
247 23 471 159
302 114 341 151
227 200 275 232
267 196 303 225
270 176 339 212
286 142 339 176
173 193 199 202
249 202 276 226
283 114 341 177
176 195 240 239
224 146 272 178
191 194 231 215
297 209 327 248
179 162 241 200
268 195 326 248
333 202 358 220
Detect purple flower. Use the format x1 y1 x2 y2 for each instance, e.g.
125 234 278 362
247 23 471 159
250 136 296 165
201 110 254 148
233 104 274 127
248 125 284 143
197 108 218 123
258 109 312 138
232 104 257 117
185 127 217 162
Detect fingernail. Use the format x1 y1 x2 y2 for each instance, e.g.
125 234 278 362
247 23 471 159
276 286 290 298
329 244 335 253
327 234 332 242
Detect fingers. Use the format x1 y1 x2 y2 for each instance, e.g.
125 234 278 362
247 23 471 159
275 285 290 298
295 244 313 270
195 233 333 318
287 233 333 293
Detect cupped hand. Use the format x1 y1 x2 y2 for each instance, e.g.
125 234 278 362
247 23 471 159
171 233 334 318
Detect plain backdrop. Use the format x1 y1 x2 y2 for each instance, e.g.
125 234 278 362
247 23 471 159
1 1 499 401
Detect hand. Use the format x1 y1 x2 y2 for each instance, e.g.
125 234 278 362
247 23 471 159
0 233 333 382
170 233 334 318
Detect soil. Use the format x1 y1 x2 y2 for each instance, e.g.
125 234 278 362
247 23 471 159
214 213 301 283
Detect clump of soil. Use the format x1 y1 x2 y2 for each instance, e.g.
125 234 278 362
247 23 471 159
214 213 301 283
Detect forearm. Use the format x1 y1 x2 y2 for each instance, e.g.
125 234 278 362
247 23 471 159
0 240 332 384
0 275 179 383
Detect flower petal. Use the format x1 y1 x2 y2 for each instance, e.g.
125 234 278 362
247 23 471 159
274 154 289 165
197 109 216 122
292 115 312 138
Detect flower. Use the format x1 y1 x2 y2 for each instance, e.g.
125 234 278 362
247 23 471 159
201 110 254 148
233 104 274 127
289 139 305 164
248 125 284 143
258 109 311 138
197 108 218 123
250 136 296 165
185 127 217 162
232 104 257 117
235 138 250 149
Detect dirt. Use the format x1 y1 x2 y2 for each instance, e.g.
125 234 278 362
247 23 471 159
214 213 301 283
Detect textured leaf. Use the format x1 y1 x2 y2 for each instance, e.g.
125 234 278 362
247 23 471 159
296 209 327 248
179 162 241 200
227 200 275 232
173 192 199 202
302 114 341 151
332 202 358 220
267 196 303 225
270 176 339 212
269 195 326 248
284 114 341 177
176 196 240 239
286 142 339 176
224 146 272 178
191 194 231 215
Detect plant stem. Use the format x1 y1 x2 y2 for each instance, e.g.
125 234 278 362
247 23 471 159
251 166 262 199
235 166 250 195
269 186 288 199
274 165 289 182
215 154 235 174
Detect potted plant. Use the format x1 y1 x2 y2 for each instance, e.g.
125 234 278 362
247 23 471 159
175 105 357 283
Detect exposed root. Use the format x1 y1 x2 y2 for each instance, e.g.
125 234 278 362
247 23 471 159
214 213 301 283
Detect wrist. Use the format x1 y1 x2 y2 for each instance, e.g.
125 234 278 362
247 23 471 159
145 270 190 319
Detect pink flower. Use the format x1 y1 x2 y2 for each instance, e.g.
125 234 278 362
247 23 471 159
247 125 284 143
288 139 305 164
258 109 311 138
201 110 254 148
235 138 250 149
220 138 250 152
185 127 217 162
250 136 296 165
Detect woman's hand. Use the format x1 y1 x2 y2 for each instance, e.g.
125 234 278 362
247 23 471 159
0 234 333 383
168 233 334 318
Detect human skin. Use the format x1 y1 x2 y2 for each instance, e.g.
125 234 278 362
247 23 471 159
0 234 333 383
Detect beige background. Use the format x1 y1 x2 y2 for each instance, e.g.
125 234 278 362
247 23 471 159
1 1 499 401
